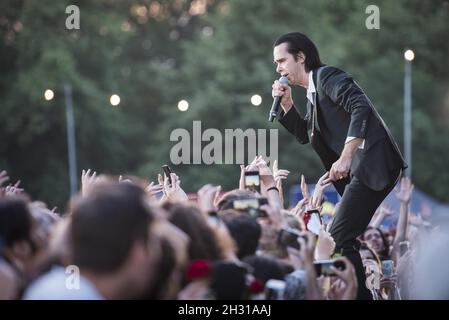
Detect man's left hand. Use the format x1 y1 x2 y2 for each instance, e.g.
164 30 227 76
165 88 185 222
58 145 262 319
328 156 352 182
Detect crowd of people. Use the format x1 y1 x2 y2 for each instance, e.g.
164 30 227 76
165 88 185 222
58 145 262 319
0 157 447 300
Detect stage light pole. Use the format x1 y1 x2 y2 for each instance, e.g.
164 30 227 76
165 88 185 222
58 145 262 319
64 83 78 195
404 49 414 178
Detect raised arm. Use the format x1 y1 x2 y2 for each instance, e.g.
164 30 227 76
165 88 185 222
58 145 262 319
392 177 413 261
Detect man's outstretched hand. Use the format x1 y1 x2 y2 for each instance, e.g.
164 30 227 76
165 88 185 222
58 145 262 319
328 157 352 182
325 137 363 182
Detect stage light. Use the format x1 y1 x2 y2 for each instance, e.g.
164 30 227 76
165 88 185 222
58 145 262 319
178 100 189 111
44 89 54 101
251 94 262 106
404 49 415 61
110 94 120 106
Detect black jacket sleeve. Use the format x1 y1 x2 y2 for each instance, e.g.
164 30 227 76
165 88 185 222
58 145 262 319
278 106 310 144
319 67 372 139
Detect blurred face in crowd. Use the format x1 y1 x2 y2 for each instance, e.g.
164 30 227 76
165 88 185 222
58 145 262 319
273 42 307 87
363 229 384 253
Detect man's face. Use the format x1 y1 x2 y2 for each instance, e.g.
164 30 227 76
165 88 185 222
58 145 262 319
273 42 305 86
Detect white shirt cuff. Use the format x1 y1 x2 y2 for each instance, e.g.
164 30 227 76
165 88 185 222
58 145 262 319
345 136 365 149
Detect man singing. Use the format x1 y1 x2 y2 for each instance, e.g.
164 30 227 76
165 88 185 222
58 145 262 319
272 32 407 299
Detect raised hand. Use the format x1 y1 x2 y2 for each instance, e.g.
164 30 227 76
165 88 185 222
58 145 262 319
370 203 395 228
395 177 413 204
311 172 332 209
314 227 336 261
379 204 394 217
290 197 309 220
245 156 260 172
245 156 276 191
4 180 24 197
197 184 221 214
272 160 288 208
239 164 246 190
300 174 310 201
272 160 290 185
245 156 272 176
145 181 164 201
81 169 97 196
162 172 189 202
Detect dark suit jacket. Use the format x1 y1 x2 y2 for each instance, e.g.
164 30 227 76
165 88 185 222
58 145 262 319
279 66 407 192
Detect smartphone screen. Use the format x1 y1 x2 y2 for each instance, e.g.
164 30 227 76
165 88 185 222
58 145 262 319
381 260 394 278
162 165 172 185
232 198 268 218
233 199 259 210
244 171 260 193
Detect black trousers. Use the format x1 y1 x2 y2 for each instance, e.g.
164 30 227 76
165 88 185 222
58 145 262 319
328 170 401 300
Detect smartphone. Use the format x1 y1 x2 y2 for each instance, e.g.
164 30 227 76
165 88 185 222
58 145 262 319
278 227 304 250
232 198 268 218
244 171 260 193
161 165 172 185
399 241 410 257
314 260 346 277
304 209 322 235
381 260 394 278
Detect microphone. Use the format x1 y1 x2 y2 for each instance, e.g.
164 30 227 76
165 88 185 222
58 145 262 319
268 76 289 122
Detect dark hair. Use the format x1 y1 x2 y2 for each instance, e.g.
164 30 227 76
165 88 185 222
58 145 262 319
141 237 176 299
274 32 324 72
222 214 261 259
210 261 250 299
0 197 34 253
243 255 285 284
162 202 222 261
70 182 153 273
362 226 390 260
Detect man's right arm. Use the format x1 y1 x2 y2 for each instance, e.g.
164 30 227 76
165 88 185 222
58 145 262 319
272 80 309 144
278 107 310 144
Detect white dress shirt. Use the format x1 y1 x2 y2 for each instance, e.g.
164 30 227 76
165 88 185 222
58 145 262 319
307 71 365 149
